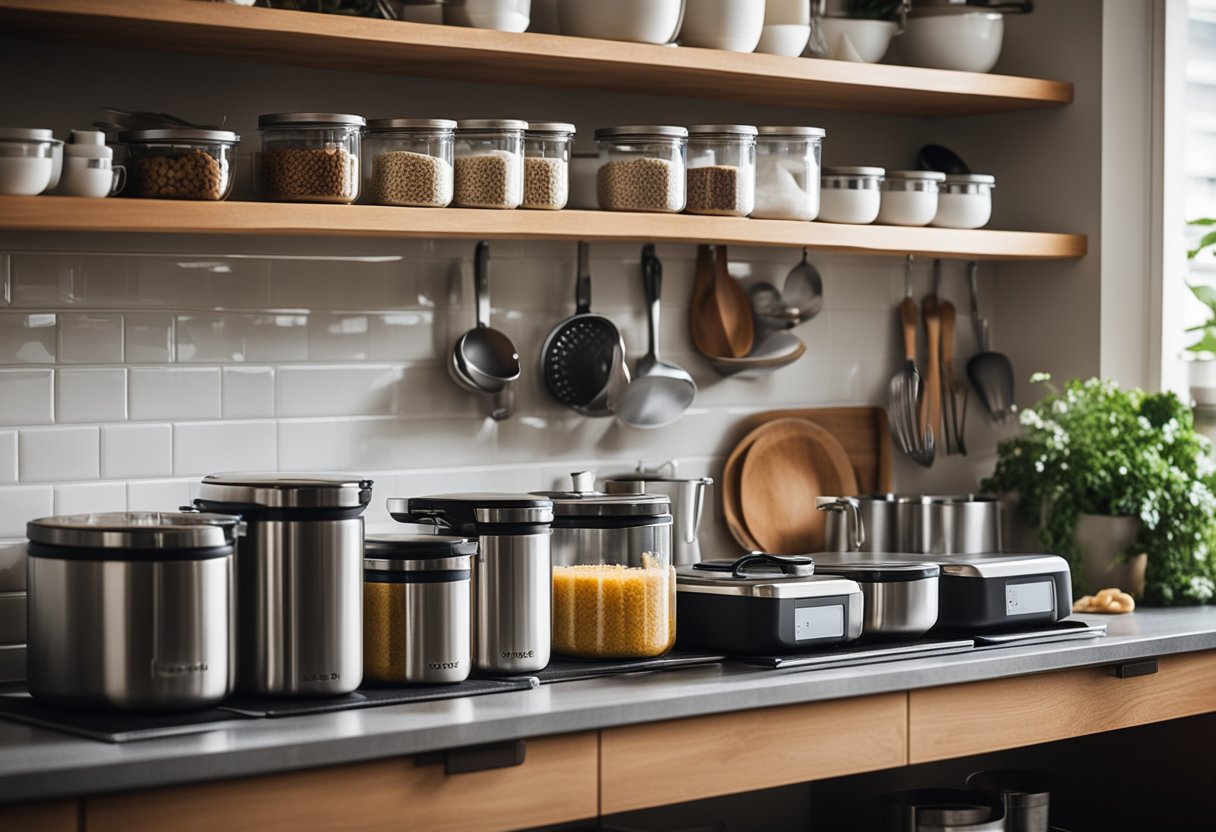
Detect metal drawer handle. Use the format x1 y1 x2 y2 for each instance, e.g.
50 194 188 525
416 740 527 775
1107 659 1159 679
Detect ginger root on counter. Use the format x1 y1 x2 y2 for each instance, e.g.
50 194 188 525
1073 587 1136 614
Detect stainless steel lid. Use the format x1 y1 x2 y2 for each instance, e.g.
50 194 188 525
757 125 827 138
364 534 475 574
811 555 940 582
944 173 996 185
525 122 576 134
935 553 1068 579
823 165 886 177
366 118 457 131
196 473 373 509
594 125 689 140
388 493 555 531
686 124 759 137
258 113 366 127
457 119 529 131
885 170 947 181
119 128 239 144
27 511 241 553
534 472 671 519
677 557 861 600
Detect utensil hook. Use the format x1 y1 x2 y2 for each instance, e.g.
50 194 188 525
905 254 914 298
474 240 491 330
575 241 591 315
641 243 662 361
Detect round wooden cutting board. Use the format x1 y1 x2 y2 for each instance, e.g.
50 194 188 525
738 418 859 554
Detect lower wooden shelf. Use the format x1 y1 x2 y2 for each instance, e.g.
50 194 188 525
0 196 1087 260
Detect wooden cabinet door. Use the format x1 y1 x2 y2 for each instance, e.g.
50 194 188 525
86 732 598 832
0 799 78 832
909 650 1216 763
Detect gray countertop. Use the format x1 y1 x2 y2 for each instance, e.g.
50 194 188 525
2 608 1216 805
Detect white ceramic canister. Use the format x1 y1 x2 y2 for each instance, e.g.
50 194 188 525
877 170 945 227
680 0 766 53
0 128 63 196
819 165 884 224
58 130 126 198
932 173 995 229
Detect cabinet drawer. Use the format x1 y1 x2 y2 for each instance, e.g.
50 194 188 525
601 692 907 814
909 650 1216 764
0 798 78 831
86 732 597 832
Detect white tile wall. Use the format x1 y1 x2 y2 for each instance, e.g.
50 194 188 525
0 244 999 548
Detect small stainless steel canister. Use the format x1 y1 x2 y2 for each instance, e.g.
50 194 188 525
967 769 1053 832
603 463 712 566
195 473 371 697
388 493 554 675
26 511 239 711
903 494 1003 555
363 535 474 685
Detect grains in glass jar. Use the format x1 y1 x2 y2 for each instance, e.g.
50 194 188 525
454 150 522 208
596 157 682 213
371 150 453 207
552 553 676 659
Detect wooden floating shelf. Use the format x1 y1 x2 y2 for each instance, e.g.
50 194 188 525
0 0 1073 117
0 197 1087 260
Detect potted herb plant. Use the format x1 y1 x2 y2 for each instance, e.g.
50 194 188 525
983 375 1216 605
1185 218 1216 405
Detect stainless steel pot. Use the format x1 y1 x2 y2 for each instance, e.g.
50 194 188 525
538 472 672 567
812 555 940 639
966 769 1053 832
603 462 712 565
884 789 1004 832
904 494 1002 555
195 473 371 697
363 534 474 685
26 511 239 711
388 493 554 675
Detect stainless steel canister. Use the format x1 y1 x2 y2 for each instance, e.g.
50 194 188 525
363 535 474 685
902 494 1003 555
195 473 371 697
538 472 672 567
388 493 554 675
603 462 712 565
966 769 1053 832
26 512 239 710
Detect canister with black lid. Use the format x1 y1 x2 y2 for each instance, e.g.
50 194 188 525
388 493 553 674
363 534 474 685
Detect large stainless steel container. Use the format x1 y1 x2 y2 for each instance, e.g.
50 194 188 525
388 494 554 675
603 463 712 565
195 473 371 697
363 534 473 685
539 472 672 567
810 555 940 639
820 494 1002 555
26 511 239 711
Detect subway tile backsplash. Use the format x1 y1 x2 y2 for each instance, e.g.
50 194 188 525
0 241 997 557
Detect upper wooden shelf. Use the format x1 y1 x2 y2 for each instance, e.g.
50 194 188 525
0 0 1073 117
0 197 1087 261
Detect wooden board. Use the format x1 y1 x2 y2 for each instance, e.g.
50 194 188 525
908 651 1216 764
600 692 907 814
0 0 1073 117
86 733 598 832
0 197 1087 260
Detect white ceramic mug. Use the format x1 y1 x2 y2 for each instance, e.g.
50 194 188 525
60 157 126 198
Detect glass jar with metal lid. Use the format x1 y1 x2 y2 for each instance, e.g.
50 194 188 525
684 124 757 217
195 472 372 696
453 118 528 209
594 125 688 213
121 128 239 201
257 112 364 204
819 165 885 224
26 511 241 710
388 492 554 674
753 126 826 221
363 118 455 208
363 534 475 685
522 121 575 210
877 170 946 227
534 472 675 659
932 173 996 229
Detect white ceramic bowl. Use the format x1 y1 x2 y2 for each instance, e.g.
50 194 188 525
818 17 898 62
557 0 684 44
898 12 1004 73
680 0 765 53
756 24 811 57
444 0 531 33
765 0 810 26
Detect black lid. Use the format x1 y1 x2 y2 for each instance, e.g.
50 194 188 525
364 534 477 558
387 493 554 535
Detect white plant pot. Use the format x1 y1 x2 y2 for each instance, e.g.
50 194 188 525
1074 513 1145 600
818 18 898 63
1187 355 1216 406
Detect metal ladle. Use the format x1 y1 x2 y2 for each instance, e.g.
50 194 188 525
452 241 520 394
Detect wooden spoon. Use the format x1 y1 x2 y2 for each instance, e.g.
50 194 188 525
690 244 731 358
711 244 755 358
920 293 942 455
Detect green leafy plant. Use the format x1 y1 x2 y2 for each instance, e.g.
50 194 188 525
1184 218 1216 354
846 0 905 21
982 374 1216 605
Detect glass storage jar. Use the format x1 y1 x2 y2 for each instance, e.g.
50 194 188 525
932 173 995 229
121 128 238 201
522 121 575 211
819 165 885 224
453 119 527 209
257 112 364 204
363 118 455 208
594 125 687 213
878 170 945 227
537 472 676 660
684 124 757 217
752 126 825 221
